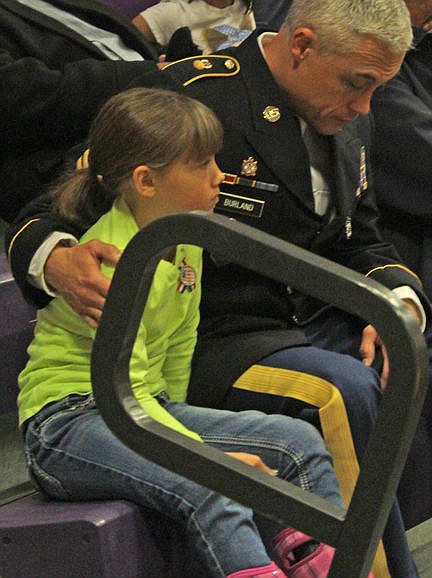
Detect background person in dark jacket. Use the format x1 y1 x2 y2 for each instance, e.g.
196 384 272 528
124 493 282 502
370 0 432 529
0 0 159 223
372 0 432 301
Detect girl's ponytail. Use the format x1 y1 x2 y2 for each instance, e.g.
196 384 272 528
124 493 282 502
52 167 116 230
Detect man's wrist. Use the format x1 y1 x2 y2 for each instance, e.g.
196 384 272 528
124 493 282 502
394 286 426 332
55 239 75 249
27 232 78 295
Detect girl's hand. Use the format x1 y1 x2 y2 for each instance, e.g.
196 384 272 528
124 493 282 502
226 452 278 476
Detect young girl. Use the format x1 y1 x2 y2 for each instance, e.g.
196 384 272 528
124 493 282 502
18 87 349 578
133 0 256 56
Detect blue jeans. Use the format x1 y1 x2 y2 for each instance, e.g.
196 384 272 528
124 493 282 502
25 393 341 578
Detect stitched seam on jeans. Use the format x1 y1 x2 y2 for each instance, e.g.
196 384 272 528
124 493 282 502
201 434 311 492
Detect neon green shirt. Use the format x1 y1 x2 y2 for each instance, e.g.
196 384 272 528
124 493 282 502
18 199 203 441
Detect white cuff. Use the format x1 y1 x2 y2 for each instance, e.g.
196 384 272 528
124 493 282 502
27 232 78 296
393 286 426 332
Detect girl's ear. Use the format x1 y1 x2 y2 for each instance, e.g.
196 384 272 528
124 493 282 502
133 165 156 198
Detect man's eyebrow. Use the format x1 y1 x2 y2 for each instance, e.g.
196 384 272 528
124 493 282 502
353 72 377 84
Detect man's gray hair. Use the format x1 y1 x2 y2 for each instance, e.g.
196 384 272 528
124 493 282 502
283 0 413 55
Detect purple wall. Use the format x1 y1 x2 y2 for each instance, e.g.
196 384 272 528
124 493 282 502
100 0 157 20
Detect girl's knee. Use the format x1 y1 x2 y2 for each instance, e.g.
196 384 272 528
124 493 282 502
267 414 326 452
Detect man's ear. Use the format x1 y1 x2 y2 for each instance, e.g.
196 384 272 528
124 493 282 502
133 165 156 198
291 27 317 62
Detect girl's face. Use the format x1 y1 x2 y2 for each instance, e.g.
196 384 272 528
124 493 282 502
153 154 224 214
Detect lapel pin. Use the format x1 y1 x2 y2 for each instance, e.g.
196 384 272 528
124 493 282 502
241 156 258 177
263 106 281 123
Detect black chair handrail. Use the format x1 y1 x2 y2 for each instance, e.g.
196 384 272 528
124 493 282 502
91 212 428 577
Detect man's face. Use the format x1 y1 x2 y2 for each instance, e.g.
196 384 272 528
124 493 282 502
268 32 404 135
404 0 432 28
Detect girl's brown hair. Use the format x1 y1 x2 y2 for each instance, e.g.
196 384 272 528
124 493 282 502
52 87 223 229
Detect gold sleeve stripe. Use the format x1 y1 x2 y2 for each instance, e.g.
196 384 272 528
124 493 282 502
7 218 41 265
233 364 390 578
8 146 89 268
365 263 422 285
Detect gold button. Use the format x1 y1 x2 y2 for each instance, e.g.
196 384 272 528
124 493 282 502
263 106 281 123
224 59 235 70
193 59 213 70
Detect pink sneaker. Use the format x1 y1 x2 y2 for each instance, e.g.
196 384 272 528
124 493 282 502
227 561 287 577
273 529 374 578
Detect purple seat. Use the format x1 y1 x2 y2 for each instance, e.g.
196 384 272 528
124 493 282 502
0 254 36 493
0 253 36 415
0 494 167 577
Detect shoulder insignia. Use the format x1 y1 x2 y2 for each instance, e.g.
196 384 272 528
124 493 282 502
162 55 240 87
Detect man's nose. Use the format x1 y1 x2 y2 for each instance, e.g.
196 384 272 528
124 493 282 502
349 90 373 116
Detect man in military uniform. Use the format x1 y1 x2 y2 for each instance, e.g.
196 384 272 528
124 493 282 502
5 1 428 576
163 0 432 544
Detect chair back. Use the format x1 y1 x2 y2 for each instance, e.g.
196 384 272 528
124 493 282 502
91 211 429 578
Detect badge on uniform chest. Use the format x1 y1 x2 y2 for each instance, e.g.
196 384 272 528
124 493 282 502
345 146 369 240
358 146 368 195
241 156 258 177
217 191 265 218
217 156 279 218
